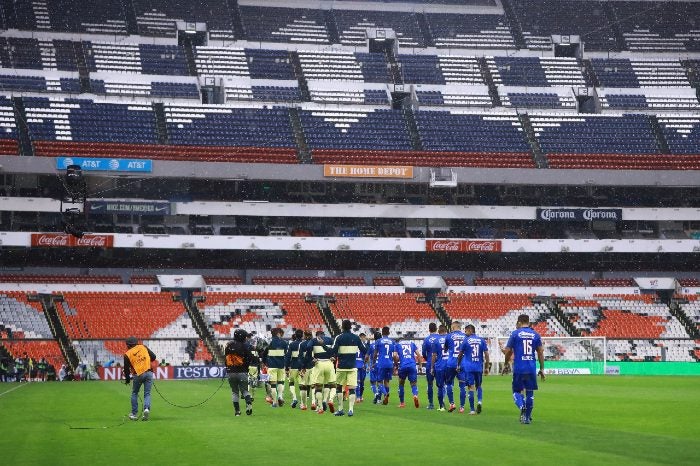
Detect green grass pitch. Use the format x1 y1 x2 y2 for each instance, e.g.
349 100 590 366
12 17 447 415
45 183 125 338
1 376 698 465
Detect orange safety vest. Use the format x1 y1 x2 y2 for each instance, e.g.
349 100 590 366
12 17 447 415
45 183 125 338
125 344 152 376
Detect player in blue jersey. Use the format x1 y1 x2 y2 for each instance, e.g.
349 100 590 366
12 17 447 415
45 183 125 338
421 323 439 409
355 333 368 402
375 326 396 406
457 324 490 415
430 324 449 411
368 332 382 404
443 321 467 412
503 314 545 424
394 340 421 408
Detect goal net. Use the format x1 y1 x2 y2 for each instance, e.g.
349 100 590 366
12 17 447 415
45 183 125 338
492 336 607 375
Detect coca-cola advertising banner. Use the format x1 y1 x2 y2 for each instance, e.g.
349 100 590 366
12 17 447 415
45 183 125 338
426 240 501 253
31 233 114 248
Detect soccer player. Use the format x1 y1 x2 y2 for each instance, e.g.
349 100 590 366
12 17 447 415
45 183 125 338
457 324 490 415
225 329 257 416
368 332 382 403
394 339 421 408
444 321 467 412
123 336 157 421
328 319 366 416
503 314 545 424
430 325 449 411
355 333 368 402
375 326 396 406
266 328 288 408
297 330 315 410
306 330 336 414
285 329 303 408
421 323 439 409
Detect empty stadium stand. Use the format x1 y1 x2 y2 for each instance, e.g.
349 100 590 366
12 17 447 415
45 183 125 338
398 54 485 85
489 56 587 87
239 6 330 44
252 276 365 286
334 9 424 47
198 292 327 339
611 1 700 52
591 58 690 87
330 293 436 339
134 0 234 39
426 13 515 49
474 277 585 286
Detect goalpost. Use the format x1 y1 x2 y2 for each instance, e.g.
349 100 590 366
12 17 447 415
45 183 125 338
492 336 607 375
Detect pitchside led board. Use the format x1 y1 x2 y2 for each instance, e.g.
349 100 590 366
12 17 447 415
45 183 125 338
56 157 153 173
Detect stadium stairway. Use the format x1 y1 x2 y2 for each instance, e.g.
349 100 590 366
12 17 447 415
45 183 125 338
323 10 340 45
648 115 671 154
500 0 527 49
431 295 454 327
37 294 80 369
547 299 581 336
120 0 139 35
228 0 246 41
289 51 311 101
582 60 601 87
288 107 311 163
183 293 224 364
477 57 502 107
403 107 424 151
670 301 700 339
73 42 91 93
518 114 547 168
152 103 169 145
601 1 628 52
416 13 435 48
316 296 341 336
11 97 33 157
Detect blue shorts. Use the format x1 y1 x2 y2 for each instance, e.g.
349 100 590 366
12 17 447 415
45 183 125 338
434 368 446 387
369 366 378 383
444 366 458 385
377 367 393 382
512 372 538 392
397 366 417 383
465 371 482 388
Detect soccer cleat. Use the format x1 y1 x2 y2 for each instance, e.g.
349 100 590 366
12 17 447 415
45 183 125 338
235 411 241 417
519 406 527 424
413 396 420 409
382 395 389 406
265 396 273 405
469 411 476 415
128 413 139 421
458 407 465 414
357 397 363 403
347 410 354 417
448 403 456 413
437 407 446 412
398 402 405 408
328 401 335 414
278 398 285 407
291 400 298 409
246 406 253 416
334 410 345 417
300 404 307 411
142 408 149 421
317 408 324 415
311 403 317 411
271 403 278 408
522 418 531 425
373 393 381 404
426 404 435 410
476 402 482 414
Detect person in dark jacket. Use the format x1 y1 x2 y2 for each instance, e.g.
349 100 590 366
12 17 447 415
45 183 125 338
225 328 258 416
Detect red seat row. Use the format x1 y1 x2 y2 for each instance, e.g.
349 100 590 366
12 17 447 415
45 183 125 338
312 149 535 168
0 138 18 155
33 141 299 164
0 274 122 284
548 153 700 170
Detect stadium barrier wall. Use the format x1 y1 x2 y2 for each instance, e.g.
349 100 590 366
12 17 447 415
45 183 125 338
548 361 700 376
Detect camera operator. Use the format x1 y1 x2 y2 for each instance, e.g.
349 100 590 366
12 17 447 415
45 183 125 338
225 329 258 416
